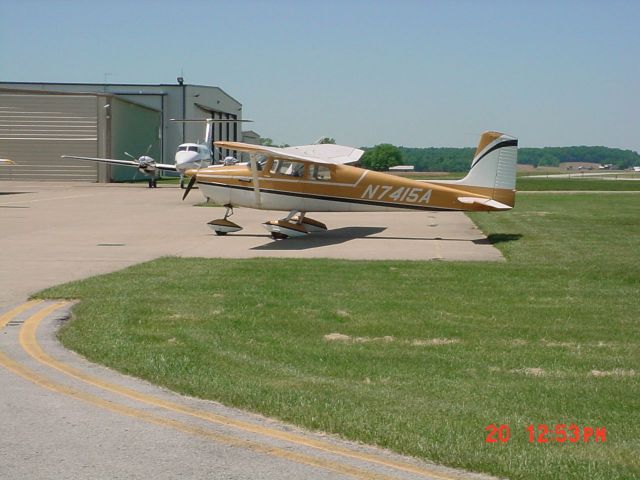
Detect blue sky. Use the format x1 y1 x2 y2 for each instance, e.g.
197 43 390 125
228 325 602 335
1 0 638 151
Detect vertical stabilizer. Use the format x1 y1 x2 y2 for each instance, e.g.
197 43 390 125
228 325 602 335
432 131 518 208
459 131 518 190
205 119 214 146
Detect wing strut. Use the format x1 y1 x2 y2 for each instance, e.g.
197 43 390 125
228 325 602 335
249 153 262 208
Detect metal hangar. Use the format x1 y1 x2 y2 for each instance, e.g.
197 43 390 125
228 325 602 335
0 81 245 182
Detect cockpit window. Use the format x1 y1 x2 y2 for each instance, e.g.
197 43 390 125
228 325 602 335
310 165 332 181
177 146 187 151
256 155 268 171
270 159 305 177
188 146 199 152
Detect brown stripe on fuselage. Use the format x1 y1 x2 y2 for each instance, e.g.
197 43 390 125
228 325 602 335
196 162 514 212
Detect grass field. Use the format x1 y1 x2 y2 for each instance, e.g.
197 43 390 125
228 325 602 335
516 176 640 191
36 193 640 480
393 173 640 191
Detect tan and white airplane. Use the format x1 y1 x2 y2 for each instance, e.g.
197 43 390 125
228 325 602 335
182 131 518 238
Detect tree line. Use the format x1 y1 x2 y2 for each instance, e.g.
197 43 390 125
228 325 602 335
260 137 640 172
397 145 640 172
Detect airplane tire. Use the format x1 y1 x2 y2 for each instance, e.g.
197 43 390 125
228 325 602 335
215 231 227 236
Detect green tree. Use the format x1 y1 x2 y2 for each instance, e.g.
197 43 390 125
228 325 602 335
317 137 336 144
360 143 402 171
260 138 290 148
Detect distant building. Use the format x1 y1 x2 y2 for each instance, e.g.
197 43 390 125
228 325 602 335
241 130 261 145
239 130 262 162
388 165 415 172
0 81 244 182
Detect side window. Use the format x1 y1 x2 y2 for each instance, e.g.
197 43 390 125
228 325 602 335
310 165 332 181
271 160 305 177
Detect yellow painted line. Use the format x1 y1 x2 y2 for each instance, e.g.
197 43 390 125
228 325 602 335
0 193 106 207
22 302 464 480
0 300 43 330
1 302 393 480
0 348 390 479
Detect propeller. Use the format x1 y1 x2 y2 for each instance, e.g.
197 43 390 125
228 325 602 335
124 145 155 170
182 174 197 200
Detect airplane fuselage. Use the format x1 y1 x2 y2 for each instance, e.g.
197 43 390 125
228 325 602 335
175 143 213 173
192 160 515 213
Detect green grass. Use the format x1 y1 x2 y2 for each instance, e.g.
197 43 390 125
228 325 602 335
195 199 222 207
395 172 640 190
36 194 640 480
517 177 640 191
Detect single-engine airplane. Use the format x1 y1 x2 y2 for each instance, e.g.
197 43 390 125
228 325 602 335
181 131 518 239
61 118 251 188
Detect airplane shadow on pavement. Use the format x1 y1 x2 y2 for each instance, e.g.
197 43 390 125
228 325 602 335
250 226 387 250
472 233 523 245
247 227 520 251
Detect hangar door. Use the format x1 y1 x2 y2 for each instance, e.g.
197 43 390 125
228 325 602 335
0 91 99 181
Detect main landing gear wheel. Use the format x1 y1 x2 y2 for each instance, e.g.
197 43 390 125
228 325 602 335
270 231 289 240
263 210 324 239
207 204 243 235
148 179 158 188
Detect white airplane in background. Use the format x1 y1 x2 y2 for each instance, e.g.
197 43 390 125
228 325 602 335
0 159 15 166
62 118 251 188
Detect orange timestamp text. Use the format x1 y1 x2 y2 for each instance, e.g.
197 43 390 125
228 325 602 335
485 423 606 444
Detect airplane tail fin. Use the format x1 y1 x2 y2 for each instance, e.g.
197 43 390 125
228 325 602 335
445 131 518 208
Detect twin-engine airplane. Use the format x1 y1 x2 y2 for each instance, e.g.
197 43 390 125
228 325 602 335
182 131 518 239
62 119 251 188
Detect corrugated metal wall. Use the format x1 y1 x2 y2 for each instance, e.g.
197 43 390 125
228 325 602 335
110 97 161 181
0 92 98 181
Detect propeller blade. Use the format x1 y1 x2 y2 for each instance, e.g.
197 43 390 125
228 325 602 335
182 175 197 200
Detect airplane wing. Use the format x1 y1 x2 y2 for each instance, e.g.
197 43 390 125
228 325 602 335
1 159 15 165
152 163 179 171
280 144 363 164
214 141 362 165
61 156 177 172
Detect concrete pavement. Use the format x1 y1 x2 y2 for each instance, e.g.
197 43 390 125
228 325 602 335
0 181 502 306
0 181 501 479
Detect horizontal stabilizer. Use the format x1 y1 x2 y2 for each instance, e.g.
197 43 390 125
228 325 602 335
458 196 512 210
